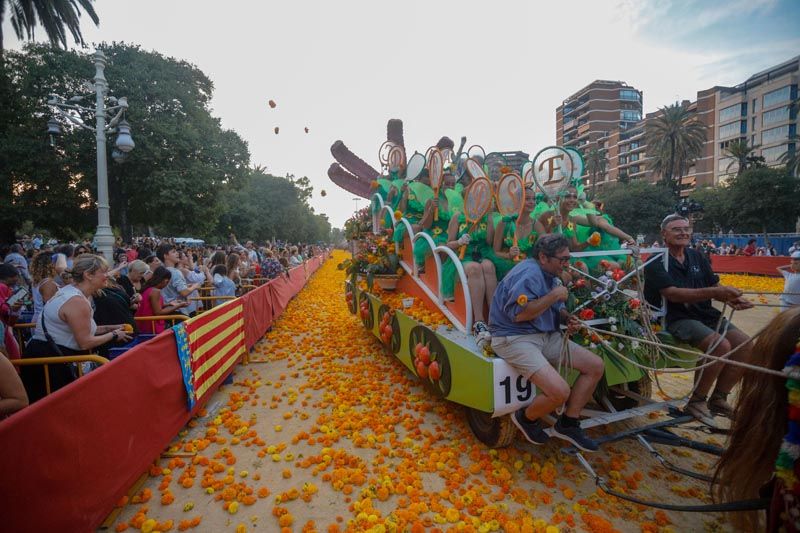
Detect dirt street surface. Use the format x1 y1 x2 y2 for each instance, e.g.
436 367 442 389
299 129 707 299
112 255 781 532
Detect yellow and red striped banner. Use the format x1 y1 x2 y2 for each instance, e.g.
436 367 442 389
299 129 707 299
173 299 246 409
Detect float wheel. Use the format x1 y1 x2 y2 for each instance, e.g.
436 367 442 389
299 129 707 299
465 407 517 449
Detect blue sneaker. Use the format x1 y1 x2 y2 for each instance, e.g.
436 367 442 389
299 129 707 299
551 417 599 452
511 409 549 445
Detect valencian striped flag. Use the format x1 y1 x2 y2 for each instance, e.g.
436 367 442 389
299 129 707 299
173 299 246 409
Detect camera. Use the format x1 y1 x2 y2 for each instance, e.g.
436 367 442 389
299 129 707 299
675 199 703 219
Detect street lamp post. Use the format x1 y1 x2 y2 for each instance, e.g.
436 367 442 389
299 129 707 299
47 49 134 260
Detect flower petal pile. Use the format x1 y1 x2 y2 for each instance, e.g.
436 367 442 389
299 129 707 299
113 251 722 532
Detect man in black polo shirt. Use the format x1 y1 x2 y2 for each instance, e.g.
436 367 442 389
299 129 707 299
644 214 753 427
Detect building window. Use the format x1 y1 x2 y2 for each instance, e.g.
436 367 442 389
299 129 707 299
620 110 641 121
630 165 641 174
719 122 742 139
630 153 640 162
719 103 743 123
762 125 790 145
763 106 790 125
619 156 628 165
762 144 787 163
620 89 640 101
752 98 758 113
763 86 791 108
718 157 736 173
630 141 640 150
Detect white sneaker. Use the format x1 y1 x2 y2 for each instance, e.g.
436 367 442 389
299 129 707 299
473 321 491 349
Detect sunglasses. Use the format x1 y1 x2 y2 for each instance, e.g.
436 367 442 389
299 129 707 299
549 254 571 264
564 193 578 199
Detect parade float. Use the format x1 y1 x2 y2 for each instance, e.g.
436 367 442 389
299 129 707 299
326 120 714 456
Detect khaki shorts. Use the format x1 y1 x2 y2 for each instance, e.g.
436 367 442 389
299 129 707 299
491 332 579 380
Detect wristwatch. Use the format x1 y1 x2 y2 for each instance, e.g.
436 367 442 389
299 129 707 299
111 331 118 341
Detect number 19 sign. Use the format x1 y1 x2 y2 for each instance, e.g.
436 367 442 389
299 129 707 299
492 359 535 416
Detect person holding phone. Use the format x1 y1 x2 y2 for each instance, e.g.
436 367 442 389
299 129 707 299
135 267 188 334
22 255 132 402
0 264 24 360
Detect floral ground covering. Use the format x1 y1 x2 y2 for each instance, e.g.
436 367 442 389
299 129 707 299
113 251 729 533
719 274 784 294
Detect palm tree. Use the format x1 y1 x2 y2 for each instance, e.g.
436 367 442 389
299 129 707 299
0 0 99 56
646 102 706 195
584 146 607 199
723 138 763 176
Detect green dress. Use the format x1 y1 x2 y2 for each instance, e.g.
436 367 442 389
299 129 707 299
573 211 626 270
441 212 492 299
392 182 434 267
491 215 538 281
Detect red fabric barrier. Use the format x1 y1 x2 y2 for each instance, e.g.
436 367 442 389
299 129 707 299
241 282 274 349
0 331 188 533
711 255 788 277
0 254 327 533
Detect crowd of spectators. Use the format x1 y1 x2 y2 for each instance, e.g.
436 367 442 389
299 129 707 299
0 234 329 415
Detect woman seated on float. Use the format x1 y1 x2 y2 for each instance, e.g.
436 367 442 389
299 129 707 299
492 183 539 281
440 192 496 343
533 184 634 270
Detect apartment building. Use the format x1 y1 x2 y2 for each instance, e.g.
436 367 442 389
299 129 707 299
556 56 799 195
556 80 643 155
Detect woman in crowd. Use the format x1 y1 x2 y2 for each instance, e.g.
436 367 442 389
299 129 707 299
714 307 800 532
29 251 58 326
261 250 284 280
117 259 149 301
93 275 138 353
22 255 132 402
288 246 303 267
0 264 22 360
211 265 237 307
180 251 209 316
135 266 188 334
226 253 242 287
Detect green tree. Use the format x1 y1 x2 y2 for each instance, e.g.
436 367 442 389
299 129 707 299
598 180 676 239
216 169 331 244
725 166 800 235
646 102 706 195
584 146 607 199
722 138 763 176
689 186 734 234
0 0 99 55
0 43 251 241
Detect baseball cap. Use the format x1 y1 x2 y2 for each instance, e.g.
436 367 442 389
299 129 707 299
791 251 800 259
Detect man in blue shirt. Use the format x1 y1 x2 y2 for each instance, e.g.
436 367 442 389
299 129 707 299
489 234 604 451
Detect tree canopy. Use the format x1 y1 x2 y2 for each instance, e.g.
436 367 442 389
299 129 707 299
0 44 334 244
598 180 677 240
645 102 706 195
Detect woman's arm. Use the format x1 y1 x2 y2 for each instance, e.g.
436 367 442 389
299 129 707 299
61 298 121 350
586 214 634 243
493 220 518 259
149 288 185 316
0 354 28 417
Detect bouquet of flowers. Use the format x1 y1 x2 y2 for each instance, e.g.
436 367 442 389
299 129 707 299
343 208 372 241
338 232 402 290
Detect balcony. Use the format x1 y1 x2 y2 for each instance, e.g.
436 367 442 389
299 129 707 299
564 119 577 130
578 123 591 136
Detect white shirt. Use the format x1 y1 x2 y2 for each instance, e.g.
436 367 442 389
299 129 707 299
781 269 800 309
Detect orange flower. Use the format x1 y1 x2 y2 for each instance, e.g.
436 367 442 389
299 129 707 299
516 294 528 306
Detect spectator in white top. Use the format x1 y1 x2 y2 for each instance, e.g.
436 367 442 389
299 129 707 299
778 252 800 311
179 251 211 316
288 246 303 267
789 242 800 255
156 244 201 315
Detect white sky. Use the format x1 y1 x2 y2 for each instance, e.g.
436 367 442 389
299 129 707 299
6 0 798 228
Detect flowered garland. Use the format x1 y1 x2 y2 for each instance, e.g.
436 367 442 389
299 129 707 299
776 338 800 493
